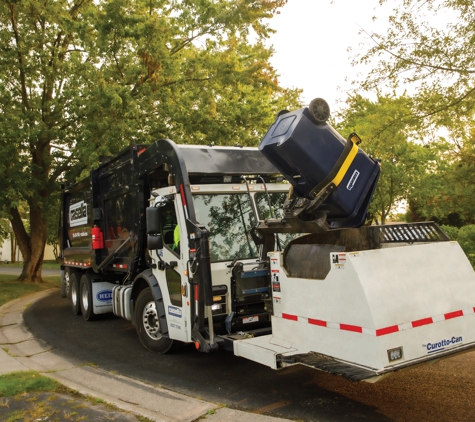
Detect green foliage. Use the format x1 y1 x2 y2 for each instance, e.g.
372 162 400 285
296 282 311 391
0 371 60 397
356 0 475 124
44 193 60 259
441 225 475 268
0 218 11 244
336 93 436 224
351 1 475 226
0 0 300 280
409 126 475 225
440 225 459 241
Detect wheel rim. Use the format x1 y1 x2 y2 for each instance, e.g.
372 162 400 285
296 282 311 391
71 280 78 306
64 272 70 296
142 301 162 340
81 283 89 311
309 98 330 122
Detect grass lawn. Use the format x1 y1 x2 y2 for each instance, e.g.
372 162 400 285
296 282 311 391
0 261 60 269
0 275 60 308
0 371 61 397
0 268 153 421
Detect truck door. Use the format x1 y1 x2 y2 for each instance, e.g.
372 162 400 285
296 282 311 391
154 191 189 342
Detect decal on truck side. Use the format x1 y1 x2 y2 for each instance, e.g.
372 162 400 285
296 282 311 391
168 306 182 318
72 231 88 238
424 336 463 353
96 290 112 302
69 201 88 227
272 272 281 292
331 253 346 269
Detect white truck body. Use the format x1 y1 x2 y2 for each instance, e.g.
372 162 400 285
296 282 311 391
234 241 475 381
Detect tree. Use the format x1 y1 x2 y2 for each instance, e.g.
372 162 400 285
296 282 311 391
356 0 475 125
441 225 475 268
350 0 475 225
410 125 475 225
0 0 301 282
336 94 436 224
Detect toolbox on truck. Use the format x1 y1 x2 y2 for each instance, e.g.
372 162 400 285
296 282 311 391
259 99 380 228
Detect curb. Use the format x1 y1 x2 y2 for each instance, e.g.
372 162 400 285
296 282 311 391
0 289 290 422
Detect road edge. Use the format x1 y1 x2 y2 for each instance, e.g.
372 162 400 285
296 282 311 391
0 289 290 422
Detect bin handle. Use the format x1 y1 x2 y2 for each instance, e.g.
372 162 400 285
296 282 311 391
308 134 360 199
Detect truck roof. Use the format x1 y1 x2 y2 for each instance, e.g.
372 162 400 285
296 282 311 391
174 144 280 176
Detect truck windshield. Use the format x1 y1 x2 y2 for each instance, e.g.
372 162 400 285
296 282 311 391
255 191 301 249
255 192 287 220
193 194 257 262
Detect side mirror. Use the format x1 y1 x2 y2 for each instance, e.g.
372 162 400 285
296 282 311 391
146 207 160 234
146 207 163 250
147 234 163 250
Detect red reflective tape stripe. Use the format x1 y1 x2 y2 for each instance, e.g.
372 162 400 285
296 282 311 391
180 184 186 206
444 310 464 320
308 318 327 327
412 317 433 328
340 323 363 333
376 325 399 336
194 285 199 299
283 307 472 336
282 313 298 321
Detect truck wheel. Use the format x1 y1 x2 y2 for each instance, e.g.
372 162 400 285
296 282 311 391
61 268 73 299
69 272 82 316
308 98 330 124
135 287 174 353
80 274 98 321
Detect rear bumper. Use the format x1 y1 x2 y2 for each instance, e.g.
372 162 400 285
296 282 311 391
277 341 475 381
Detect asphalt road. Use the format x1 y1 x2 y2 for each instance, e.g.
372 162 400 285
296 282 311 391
25 291 475 422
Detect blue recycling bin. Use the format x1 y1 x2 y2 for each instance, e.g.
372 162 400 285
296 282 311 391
259 104 380 228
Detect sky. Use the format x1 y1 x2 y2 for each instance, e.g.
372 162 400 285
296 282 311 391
266 0 391 114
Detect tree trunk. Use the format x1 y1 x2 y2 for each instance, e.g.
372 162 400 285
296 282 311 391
10 232 16 263
18 241 45 283
10 204 47 283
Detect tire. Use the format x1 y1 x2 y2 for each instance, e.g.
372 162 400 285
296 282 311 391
308 98 330 124
135 287 174 353
69 272 82 316
61 268 73 299
80 274 98 321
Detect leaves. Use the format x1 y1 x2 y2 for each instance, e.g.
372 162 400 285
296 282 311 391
0 0 298 280
355 0 475 124
347 1 475 226
336 93 436 224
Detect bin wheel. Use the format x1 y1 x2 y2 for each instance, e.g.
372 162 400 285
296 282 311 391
308 98 330 124
69 272 82 316
80 274 99 321
135 287 175 354
277 109 290 118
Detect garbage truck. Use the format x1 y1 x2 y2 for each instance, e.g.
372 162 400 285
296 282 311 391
59 98 475 382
